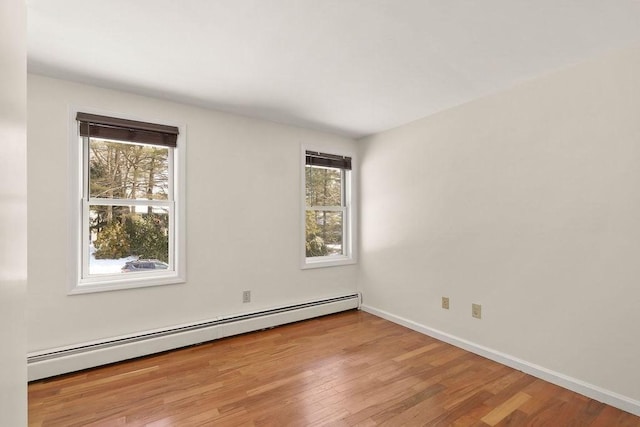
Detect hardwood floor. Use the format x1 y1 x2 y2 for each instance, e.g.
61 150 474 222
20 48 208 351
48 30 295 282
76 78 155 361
29 310 640 426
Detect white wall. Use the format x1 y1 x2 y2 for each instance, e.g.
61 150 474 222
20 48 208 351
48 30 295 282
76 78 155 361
0 0 27 425
27 74 357 351
359 47 640 403
26 33 640 415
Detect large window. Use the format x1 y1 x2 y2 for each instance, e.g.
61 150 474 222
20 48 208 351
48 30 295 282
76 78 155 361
71 112 185 293
303 149 355 268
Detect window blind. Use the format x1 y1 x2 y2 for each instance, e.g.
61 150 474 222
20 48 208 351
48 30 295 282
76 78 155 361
305 150 351 170
77 112 179 147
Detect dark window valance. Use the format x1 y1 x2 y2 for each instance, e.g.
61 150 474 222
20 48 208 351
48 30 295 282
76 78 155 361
77 112 179 147
305 150 351 170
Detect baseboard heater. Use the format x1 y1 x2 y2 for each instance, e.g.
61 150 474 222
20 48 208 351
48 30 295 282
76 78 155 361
28 293 361 381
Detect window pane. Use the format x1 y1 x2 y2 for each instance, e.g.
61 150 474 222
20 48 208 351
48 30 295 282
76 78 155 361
305 210 343 257
88 205 169 275
305 165 342 207
89 138 169 200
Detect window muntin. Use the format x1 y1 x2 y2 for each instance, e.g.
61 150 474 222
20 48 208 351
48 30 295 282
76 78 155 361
304 150 353 267
73 111 183 292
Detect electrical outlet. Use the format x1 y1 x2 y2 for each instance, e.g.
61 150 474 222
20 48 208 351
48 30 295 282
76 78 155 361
442 297 450 310
472 303 482 319
242 290 251 303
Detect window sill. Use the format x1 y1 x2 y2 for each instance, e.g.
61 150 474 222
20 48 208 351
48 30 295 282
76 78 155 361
301 256 356 270
69 273 185 295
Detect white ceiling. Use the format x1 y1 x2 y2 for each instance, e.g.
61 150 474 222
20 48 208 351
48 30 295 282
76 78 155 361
27 1 640 138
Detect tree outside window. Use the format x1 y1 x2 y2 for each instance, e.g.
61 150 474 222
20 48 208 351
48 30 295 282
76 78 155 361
89 139 170 270
303 150 353 266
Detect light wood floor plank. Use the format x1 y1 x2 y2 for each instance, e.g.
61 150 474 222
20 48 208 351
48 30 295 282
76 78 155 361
481 391 531 425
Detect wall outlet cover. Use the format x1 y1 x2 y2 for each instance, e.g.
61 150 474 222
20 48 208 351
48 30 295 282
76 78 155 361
472 303 482 319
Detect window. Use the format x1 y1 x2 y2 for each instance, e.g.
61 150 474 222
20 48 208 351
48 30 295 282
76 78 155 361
70 111 185 293
303 149 355 268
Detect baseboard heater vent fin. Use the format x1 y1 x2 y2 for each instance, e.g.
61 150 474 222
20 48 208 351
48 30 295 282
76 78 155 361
27 293 360 380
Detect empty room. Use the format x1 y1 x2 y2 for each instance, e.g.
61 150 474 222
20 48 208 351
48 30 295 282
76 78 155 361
2 0 640 425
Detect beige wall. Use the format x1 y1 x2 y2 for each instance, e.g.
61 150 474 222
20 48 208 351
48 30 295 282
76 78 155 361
358 47 640 402
27 74 357 351
0 0 27 425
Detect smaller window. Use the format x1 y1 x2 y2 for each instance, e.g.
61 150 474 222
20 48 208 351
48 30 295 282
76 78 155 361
302 149 355 268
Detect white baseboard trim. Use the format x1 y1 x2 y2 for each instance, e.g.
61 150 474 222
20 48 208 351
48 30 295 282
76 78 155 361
27 293 361 381
361 304 640 417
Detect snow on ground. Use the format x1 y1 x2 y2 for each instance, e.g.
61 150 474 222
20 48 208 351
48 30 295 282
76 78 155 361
89 244 137 275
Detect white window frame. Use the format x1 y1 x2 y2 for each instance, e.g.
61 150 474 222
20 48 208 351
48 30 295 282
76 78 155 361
68 107 186 294
301 145 357 269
